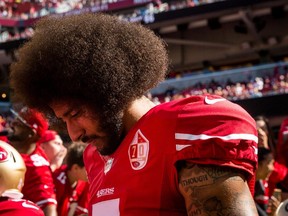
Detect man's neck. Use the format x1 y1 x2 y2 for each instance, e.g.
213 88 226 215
67 169 77 187
122 96 156 134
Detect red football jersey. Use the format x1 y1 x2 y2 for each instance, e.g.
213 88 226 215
84 95 258 216
0 197 45 216
21 145 57 209
53 165 89 216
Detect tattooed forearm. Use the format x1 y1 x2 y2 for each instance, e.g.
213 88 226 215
178 162 258 215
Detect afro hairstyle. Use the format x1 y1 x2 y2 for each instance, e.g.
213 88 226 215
10 13 169 121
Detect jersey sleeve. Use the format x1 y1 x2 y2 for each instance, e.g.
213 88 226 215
174 95 258 191
0 198 45 216
21 148 57 209
70 181 90 215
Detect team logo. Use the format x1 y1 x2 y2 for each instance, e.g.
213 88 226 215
22 201 40 210
96 187 115 198
128 129 149 170
0 146 8 162
104 158 114 174
204 96 226 105
30 154 50 167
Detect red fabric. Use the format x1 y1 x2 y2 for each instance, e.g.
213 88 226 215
276 118 288 166
0 136 8 142
84 95 258 215
254 180 269 205
53 165 89 216
269 118 288 194
268 161 288 196
20 145 57 210
0 197 45 216
38 130 57 144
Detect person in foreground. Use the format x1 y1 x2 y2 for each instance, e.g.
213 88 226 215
254 147 280 216
0 141 44 216
7 107 57 216
10 13 258 215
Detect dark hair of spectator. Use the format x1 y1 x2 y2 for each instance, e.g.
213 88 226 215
258 147 272 163
66 142 86 170
10 13 169 123
254 115 277 157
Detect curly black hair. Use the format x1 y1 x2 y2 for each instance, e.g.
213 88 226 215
10 13 169 121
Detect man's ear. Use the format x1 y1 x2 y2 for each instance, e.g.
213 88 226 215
71 164 80 170
28 129 36 138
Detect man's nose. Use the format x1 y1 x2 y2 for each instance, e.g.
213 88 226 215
66 122 82 142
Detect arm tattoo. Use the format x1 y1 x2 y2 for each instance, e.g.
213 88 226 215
178 163 257 216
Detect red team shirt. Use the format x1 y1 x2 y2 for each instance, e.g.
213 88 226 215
84 95 258 216
53 165 90 216
0 197 44 216
21 145 57 209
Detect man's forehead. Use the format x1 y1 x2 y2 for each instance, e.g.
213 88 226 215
49 101 74 118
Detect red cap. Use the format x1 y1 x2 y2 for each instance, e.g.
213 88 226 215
13 107 49 137
38 130 57 144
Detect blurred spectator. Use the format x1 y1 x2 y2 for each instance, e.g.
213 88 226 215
254 147 280 216
7 107 57 216
276 117 288 167
253 115 288 203
53 142 89 216
39 130 67 172
254 115 276 154
0 140 45 216
273 117 288 201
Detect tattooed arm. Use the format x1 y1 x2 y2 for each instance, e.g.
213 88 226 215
178 162 258 216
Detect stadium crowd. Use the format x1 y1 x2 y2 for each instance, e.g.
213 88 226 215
0 0 223 20
0 0 223 43
149 64 288 104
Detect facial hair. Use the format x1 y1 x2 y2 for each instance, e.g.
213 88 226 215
7 132 26 142
84 112 123 156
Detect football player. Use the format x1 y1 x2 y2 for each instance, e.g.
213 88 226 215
10 13 258 215
7 108 57 216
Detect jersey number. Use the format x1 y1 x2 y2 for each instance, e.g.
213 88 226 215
92 198 120 216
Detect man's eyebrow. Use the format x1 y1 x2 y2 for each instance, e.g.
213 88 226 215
63 107 74 118
57 107 74 120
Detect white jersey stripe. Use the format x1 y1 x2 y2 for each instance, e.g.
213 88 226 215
76 206 89 213
36 198 57 206
175 133 258 143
